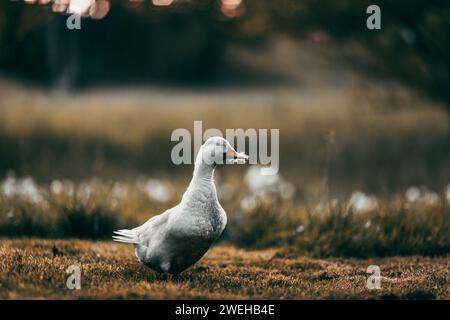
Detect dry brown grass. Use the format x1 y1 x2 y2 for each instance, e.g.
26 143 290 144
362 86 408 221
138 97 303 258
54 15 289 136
0 239 448 300
1 80 450 198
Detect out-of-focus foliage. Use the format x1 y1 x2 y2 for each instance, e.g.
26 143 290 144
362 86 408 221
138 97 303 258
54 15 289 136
0 1 233 87
1 174 450 258
1 83 449 195
239 0 450 109
1 0 449 109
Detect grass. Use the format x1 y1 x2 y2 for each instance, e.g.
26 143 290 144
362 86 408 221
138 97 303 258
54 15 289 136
1 174 450 258
1 175 450 258
0 239 448 299
229 198 450 257
1 80 450 198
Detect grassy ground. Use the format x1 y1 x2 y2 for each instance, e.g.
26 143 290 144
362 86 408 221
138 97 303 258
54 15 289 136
1 50 450 300
0 239 449 299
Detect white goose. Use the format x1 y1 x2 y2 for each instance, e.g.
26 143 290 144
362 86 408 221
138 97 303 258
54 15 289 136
113 137 248 274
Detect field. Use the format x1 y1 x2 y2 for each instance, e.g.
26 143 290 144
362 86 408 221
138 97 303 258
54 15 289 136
1 239 449 300
2 0 450 303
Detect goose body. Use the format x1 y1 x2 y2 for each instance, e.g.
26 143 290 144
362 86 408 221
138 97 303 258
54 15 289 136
113 137 248 273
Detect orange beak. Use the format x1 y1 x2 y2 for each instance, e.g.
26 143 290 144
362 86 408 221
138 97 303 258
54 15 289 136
227 148 239 158
227 148 249 163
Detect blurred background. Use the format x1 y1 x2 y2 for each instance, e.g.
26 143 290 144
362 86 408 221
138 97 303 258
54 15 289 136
0 0 449 257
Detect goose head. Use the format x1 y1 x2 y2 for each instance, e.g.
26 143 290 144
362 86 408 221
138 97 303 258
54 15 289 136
196 137 248 167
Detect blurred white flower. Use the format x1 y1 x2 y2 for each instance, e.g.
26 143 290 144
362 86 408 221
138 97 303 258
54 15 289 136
314 199 339 213
422 190 440 206
244 165 295 200
77 183 93 200
1 175 16 198
51 180 64 195
240 196 257 211
348 191 378 213
19 177 44 204
245 166 280 194
142 178 171 203
405 186 421 202
111 182 128 199
446 184 450 203
405 186 440 206
1 174 45 204
278 181 295 200
63 179 75 197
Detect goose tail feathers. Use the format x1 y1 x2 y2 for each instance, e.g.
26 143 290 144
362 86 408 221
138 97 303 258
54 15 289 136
112 229 140 244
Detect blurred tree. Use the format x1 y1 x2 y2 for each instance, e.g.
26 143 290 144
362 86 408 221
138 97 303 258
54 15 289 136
1 0 449 111
0 0 232 89
237 0 450 110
